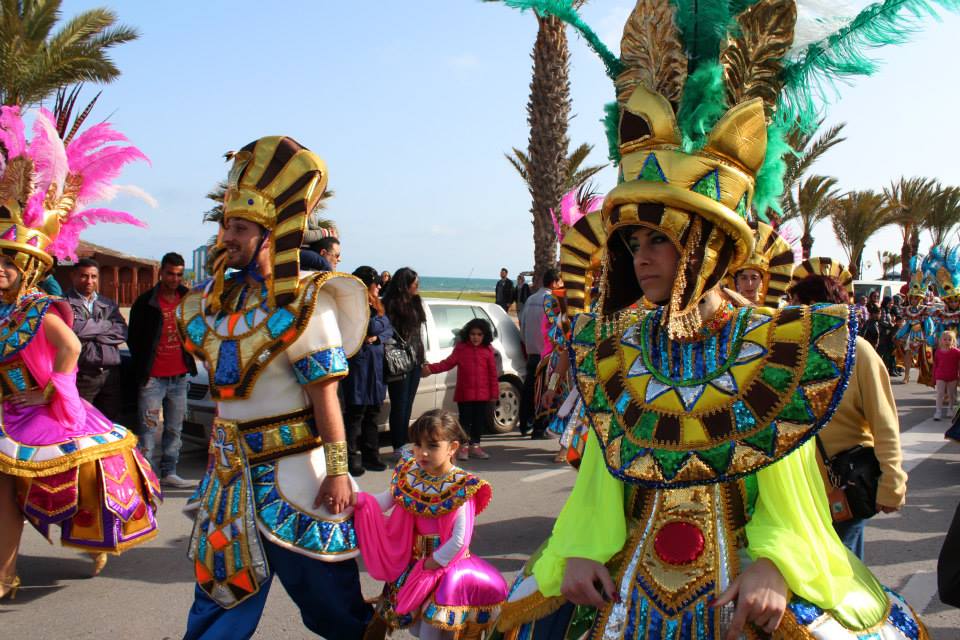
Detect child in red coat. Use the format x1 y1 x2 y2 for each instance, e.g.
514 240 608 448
422 318 499 460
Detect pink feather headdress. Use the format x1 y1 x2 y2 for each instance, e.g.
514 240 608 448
0 104 148 262
550 184 604 242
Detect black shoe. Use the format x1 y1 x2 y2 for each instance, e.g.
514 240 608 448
363 459 388 472
519 424 531 436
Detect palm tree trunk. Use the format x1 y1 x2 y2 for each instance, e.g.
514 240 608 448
526 14 571 286
900 226 912 282
801 232 813 260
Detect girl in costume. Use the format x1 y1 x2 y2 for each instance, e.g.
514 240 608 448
422 319 499 460
354 409 508 639
487 1 938 637
0 104 160 598
896 258 935 386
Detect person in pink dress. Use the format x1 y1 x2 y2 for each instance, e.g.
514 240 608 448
354 409 507 639
0 102 161 599
933 330 960 420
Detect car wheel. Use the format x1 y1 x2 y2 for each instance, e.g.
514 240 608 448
491 379 521 434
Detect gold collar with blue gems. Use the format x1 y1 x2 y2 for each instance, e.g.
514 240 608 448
177 272 333 400
571 303 856 487
391 458 491 518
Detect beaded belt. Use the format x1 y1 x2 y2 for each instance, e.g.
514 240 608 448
211 408 321 465
414 534 443 558
0 360 40 398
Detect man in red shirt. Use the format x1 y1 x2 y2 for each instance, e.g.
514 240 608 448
128 252 198 488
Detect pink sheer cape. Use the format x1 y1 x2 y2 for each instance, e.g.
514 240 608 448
3 301 108 446
355 492 476 615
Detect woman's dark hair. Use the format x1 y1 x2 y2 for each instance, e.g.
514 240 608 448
409 409 468 446
787 275 850 305
459 318 493 345
382 266 426 338
352 266 384 316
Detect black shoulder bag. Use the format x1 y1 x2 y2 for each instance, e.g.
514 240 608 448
816 435 882 521
383 333 416 382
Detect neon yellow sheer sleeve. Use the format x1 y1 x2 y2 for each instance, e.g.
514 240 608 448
532 436 627 597
745 439 887 626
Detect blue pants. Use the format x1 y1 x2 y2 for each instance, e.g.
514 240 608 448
387 367 421 450
183 537 371 640
834 517 866 560
137 374 188 477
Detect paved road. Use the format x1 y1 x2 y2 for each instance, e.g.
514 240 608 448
3 380 959 639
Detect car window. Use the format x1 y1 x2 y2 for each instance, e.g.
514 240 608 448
471 307 499 339
430 304 481 348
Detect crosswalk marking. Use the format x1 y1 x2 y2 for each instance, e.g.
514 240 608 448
522 468 572 483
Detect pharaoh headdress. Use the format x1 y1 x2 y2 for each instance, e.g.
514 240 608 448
790 257 855 300
728 220 795 307
906 254 929 299
498 0 956 338
922 245 960 301
0 104 147 296
208 137 327 313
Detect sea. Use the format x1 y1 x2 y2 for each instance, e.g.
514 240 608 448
419 276 500 293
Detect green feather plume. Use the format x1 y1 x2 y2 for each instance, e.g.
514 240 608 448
602 101 620 164
672 0 733 68
781 0 960 132
752 118 794 220
676 63 729 150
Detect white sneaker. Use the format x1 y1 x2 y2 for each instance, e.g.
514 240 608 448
160 474 195 489
934 410 942 421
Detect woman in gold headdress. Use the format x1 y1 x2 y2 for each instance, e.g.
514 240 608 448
489 0 937 637
0 104 160 598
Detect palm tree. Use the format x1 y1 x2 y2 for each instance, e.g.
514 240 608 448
786 175 840 259
487 1 591 285
884 177 937 282
779 122 845 226
0 1 138 107
924 185 960 247
879 250 900 278
831 190 897 278
505 141 606 205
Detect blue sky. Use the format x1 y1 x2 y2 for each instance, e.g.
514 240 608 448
57 1 960 280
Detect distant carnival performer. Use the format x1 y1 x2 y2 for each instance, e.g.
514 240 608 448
178 137 372 639
0 104 160 599
897 257 935 385
730 220 794 307
923 245 960 338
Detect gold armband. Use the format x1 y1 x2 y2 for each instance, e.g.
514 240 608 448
42 382 55 403
323 441 349 477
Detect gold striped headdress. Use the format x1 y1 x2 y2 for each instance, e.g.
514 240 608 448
559 210 607 315
210 136 328 312
728 221 795 307
790 257 854 300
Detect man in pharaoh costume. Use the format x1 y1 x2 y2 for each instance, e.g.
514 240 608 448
178 137 372 639
729 221 794 307
490 0 939 638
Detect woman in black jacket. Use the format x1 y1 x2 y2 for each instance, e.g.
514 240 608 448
341 267 393 475
382 267 426 455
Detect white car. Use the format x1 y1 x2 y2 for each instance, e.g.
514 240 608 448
184 298 527 440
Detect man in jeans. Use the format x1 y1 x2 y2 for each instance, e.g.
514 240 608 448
519 268 562 439
65 258 127 422
128 252 198 489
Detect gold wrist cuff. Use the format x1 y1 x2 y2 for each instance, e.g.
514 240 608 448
323 441 349 477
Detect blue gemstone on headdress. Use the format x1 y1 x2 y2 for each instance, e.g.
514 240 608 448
247 198 254 205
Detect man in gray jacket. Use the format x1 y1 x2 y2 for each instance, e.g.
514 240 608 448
65 258 128 423
519 267 562 439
